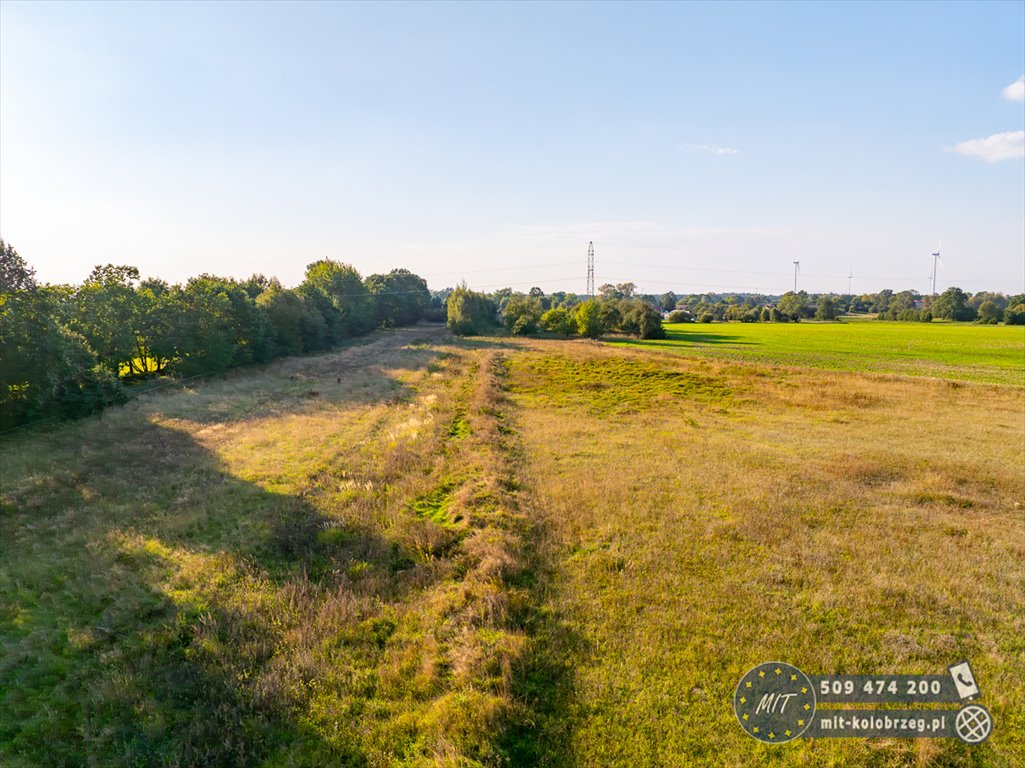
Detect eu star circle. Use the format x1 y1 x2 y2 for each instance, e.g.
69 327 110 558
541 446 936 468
734 662 816 743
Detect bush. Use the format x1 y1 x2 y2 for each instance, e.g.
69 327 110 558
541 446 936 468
1005 304 1025 325
699 313 714 323
666 309 692 323
596 299 622 331
575 300 605 338
502 294 543 335
891 309 930 322
619 300 666 339
815 297 837 320
933 286 976 321
366 269 430 327
0 289 126 428
540 307 576 336
446 284 497 336
977 301 1001 324
54 363 128 419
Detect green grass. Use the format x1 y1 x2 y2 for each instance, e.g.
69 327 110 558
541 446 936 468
1 327 532 767
2 323 1023 767
508 354 732 416
610 320 1025 386
505 338 1025 768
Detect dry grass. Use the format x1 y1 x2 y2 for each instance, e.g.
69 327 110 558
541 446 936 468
1 326 532 767
505 339 1024 767
2 325 1022 767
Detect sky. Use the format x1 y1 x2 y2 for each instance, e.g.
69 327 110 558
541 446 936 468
1 0 1023 296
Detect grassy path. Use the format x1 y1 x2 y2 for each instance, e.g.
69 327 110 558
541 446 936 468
3 326 1023 767
1 327 534 767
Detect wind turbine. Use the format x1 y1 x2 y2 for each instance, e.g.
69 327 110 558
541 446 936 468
793 261 800 293
848 267 853 296
930 239 942 296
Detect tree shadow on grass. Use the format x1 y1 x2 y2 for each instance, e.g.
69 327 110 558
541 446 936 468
0 341 457 767
608 328 757 348
448 335 524 353
503 605 589 768
136 324 454 426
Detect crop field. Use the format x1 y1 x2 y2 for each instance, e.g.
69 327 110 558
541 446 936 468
612 320 1025 386
2 322 1023 767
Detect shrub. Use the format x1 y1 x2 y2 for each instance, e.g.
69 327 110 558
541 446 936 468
1005 304 1025 325
699 313 714 323
596 299 622 331
618 300 666 339
977 301 1001 324
366 269 430 327
666 309 692 323
739 309 760 323
502 294 543 335
815 297 837 320
540 307 576 336
575 300 605 338
446 284 497 336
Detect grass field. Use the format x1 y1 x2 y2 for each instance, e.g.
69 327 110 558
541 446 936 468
611 320 1025 386
2 321 1023 767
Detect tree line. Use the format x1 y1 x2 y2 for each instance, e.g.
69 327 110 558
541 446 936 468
5 237 1020 428
0 240 441 428
446 282 666 340
662 288 1025 324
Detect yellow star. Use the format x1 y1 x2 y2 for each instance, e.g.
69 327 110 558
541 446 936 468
804 703 811 711
798 719 805 726
785 730 792 737
739 697 746 704
753 727 759 734
774 668 782 675
768 732 776 739
746 681 752 688
759 670 765 678
791 674 797 681
742 714 749 720
801 686 808 693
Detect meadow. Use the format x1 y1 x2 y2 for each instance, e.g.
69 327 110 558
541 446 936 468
612 319 1025 386
1 320 1023 767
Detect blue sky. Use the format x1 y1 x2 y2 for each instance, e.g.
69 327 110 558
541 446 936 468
1 0 1023 295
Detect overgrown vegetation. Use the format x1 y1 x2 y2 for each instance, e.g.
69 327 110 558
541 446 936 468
0 241 440 428
504 336 1024 767
4 241 1024 767
489 293 666 340
2 319 1023 766
446 283 498 336
0 327 533 766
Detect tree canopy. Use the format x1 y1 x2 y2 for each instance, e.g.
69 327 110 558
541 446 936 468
0 245 433 428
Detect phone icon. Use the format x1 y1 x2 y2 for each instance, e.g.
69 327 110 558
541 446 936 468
949 660 980 700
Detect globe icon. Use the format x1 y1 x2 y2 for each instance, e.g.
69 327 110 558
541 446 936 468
955 705 992 744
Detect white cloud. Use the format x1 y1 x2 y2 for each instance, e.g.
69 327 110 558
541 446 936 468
1002 75 1025 102
685 143 740 156
950 131 1025 162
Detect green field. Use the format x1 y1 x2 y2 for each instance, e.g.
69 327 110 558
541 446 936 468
2 322 1023 767
611 320 1025 386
